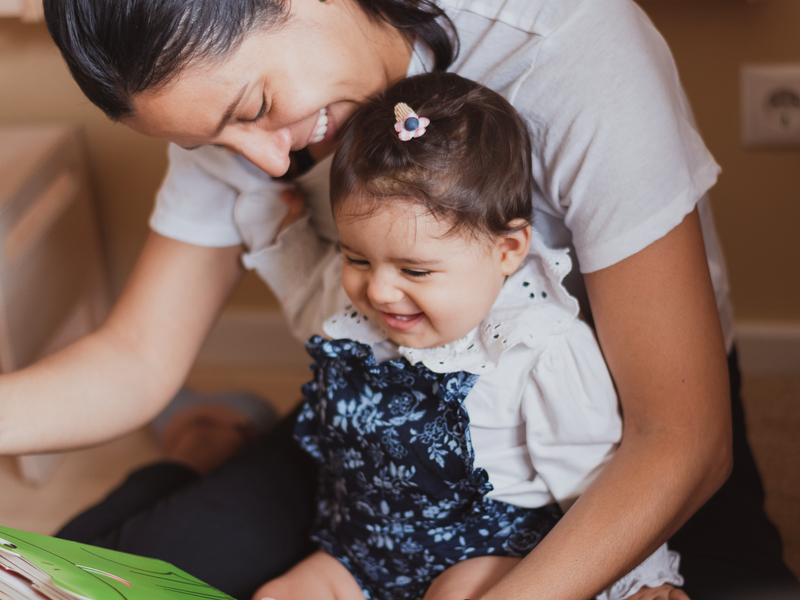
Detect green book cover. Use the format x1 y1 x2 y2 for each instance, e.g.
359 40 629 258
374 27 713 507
0 526 233 600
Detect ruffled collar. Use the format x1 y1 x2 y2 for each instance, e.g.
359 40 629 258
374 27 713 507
323 232 579 375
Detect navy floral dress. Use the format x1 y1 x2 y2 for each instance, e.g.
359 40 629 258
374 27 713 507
295 336 563 600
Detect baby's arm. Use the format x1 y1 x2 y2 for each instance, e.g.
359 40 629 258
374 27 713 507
245 190 350 341
252 550 364 600
422 556 521 600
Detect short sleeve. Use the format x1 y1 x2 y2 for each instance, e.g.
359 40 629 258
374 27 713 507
514 0 720 272
150 144 244 247
522 322 621 511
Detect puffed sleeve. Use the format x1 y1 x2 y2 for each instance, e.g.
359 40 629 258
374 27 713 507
597 543 684 600
243 215 350 342
521 321 621 512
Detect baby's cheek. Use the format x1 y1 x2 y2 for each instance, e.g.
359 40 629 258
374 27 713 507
341 267 364 304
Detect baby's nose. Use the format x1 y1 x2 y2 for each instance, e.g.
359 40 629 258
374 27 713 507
367 277 404 305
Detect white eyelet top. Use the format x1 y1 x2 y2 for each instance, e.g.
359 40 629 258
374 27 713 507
324 232 579 376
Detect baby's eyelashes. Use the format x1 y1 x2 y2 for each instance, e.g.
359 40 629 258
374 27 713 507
344 256 369 267
402 269 431 278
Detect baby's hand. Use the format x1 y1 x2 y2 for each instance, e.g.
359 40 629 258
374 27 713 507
625 584 690 600
277 189 306 236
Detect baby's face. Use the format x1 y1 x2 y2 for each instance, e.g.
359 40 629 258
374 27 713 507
336 200 517 349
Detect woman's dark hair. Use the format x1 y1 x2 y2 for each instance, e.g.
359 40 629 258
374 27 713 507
330 72 534 240
43 0 457 120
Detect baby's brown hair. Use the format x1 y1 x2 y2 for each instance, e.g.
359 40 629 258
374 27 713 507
330 72 533 240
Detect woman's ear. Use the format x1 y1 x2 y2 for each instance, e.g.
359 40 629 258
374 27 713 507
498 219 532 276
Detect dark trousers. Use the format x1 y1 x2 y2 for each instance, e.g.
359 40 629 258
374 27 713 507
57 351 799 600
57 410 318 600
669 350 799 600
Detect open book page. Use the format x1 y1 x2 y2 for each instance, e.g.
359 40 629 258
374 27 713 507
0 526 233 600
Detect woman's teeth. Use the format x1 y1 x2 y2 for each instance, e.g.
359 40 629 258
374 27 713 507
312 108 328 144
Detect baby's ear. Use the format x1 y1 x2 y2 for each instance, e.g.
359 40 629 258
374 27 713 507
498 219 531 276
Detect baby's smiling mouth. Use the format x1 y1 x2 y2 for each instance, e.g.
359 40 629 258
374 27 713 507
381 311 424 332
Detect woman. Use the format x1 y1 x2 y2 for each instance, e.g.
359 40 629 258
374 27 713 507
3 0 796 598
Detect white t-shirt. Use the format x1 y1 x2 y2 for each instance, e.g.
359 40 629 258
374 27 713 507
149 0 733 349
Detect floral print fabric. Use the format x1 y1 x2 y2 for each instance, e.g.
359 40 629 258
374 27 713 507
296 336 562 600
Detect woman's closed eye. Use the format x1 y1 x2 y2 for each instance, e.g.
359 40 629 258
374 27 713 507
248 95 268 124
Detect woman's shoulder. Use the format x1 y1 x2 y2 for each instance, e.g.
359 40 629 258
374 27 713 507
437 0 584 37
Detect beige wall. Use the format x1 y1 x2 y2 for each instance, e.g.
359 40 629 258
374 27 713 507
640 0 800 323
1 2 799 320
0 19 276 310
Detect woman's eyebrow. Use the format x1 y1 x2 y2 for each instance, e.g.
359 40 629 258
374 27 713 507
181 83 251 150
212 82 251 137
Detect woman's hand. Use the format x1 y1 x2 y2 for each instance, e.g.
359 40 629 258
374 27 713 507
276 189 307 237
477 207 731 600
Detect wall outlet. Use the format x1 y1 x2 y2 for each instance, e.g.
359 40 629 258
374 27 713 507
741 64 800 148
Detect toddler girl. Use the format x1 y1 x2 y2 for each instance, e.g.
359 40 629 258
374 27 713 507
254 73 686 600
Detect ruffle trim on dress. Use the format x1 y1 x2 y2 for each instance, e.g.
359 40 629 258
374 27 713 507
303 335 479 410
323 232 580 375
595 544 684 600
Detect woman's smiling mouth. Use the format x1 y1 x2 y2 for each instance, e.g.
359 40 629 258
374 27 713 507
310 107 328 144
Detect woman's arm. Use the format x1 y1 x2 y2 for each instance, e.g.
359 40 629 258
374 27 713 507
0 232 244 455
480 208 732 600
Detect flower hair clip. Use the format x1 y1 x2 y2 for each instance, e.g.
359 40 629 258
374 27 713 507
394 102 429 141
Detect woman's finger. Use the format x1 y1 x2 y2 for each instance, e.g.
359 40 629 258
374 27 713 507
276 189 307 235
281 189 306 216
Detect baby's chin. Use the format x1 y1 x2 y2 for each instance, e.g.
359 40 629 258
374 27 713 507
384 329 469 350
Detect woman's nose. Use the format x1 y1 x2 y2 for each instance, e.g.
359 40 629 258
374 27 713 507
238 127 293 177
